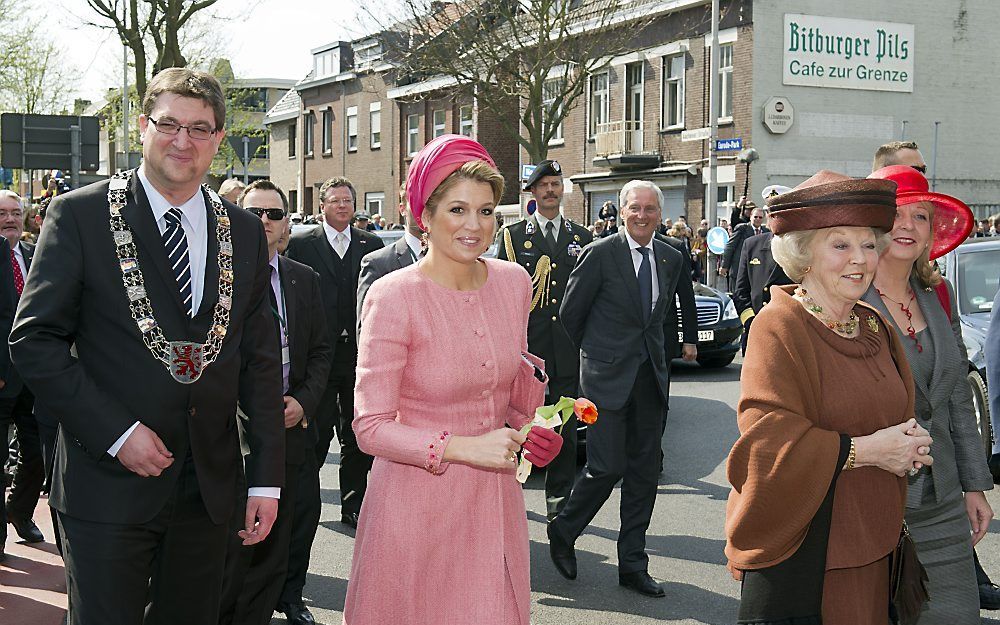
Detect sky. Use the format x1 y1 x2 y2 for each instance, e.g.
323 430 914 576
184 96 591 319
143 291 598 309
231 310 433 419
50 0 379 103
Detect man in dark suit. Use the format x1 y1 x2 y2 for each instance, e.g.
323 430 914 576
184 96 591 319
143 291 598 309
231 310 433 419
548 180 698 597
496 160 593 521
720 204 767 292
0 209 19 561
357 184 421 319
219 181 331 625
9 68 285 625
282 177 382 615
733 231 792 353
0 190 44 549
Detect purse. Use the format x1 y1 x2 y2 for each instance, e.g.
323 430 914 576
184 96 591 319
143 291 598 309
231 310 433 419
889 521 929 625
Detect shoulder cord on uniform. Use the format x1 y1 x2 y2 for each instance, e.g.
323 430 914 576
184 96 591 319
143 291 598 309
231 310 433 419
503 227 552 312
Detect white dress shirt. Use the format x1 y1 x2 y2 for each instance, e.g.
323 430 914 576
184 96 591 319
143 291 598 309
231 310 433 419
403 231 422 261
323 220 351 258
534 211 563 242
624 230 659 312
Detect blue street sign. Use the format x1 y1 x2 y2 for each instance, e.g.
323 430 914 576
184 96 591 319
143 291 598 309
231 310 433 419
706 226 730 255
716 138 742 152
521 164 536 181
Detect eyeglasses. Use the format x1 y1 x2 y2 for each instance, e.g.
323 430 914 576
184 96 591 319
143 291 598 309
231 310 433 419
247 207 287 221
148 117 217 141
911 164 927 174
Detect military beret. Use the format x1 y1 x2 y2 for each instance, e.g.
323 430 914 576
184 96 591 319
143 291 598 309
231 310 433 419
523 159 562 191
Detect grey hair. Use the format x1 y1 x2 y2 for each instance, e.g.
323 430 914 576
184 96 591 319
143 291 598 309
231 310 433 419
771 227 891 282
0 190 22 204
619 180 663 211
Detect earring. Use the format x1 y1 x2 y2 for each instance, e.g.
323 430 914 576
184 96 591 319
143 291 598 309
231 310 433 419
804 266 811 274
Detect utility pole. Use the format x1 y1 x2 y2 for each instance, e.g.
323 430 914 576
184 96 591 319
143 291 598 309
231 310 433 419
707 0 720 230
122 39 129 172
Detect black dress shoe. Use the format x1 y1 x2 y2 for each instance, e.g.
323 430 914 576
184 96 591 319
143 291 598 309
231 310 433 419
546 522 577 580
341 512 359 529
619 571 665 598
8 517 43 543
981 582 1000 610
277 602 316 625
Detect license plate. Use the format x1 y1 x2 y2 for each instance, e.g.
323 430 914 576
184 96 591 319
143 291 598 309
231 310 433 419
678 330 715 342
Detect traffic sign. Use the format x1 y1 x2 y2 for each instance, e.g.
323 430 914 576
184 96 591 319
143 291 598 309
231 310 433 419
716 138 742 151
706 226 730 255
521 164 536 181
0 113 100 171
680 127 711 142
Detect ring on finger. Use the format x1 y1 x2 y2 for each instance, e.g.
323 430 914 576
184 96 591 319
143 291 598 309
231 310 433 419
505 451 517 463
908 467 920 476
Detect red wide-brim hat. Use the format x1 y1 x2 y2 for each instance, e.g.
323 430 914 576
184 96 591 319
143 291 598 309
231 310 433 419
869 165 974 260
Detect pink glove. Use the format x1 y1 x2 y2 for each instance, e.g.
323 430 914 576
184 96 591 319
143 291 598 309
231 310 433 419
523 426 564 468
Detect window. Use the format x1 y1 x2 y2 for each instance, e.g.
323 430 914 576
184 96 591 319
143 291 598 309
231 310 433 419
288 123 296 158
407 114 420 155
433 110 446 138
707 184 735 224
662 54 685 128
321 109 332 154
346 106 358 152
370 103 381 148
588 71 609 137
365 192 385 216
304 112 315 157
624 62 644 151
459 105 474 137
313 48 340 79
542 78 564 142
718 44 733 121
288 189 298 213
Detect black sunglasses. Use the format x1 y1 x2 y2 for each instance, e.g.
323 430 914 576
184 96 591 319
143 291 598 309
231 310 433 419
247 207 287 221
911 164 927 174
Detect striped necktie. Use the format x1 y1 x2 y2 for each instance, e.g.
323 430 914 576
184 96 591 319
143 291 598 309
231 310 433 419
163 208 194 316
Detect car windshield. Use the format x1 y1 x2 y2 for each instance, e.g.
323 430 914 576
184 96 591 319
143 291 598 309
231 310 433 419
956 249 1000 314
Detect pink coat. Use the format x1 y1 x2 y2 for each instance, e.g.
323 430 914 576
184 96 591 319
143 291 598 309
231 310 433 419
344 259 546 625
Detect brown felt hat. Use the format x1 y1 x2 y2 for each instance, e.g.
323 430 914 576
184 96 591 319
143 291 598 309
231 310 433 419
765 170 897 235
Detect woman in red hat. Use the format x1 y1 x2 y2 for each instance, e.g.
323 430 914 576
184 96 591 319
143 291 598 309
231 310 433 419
865 165 994 624
343 135 562 625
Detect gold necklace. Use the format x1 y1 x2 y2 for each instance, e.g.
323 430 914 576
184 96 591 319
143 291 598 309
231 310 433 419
793 287 859 336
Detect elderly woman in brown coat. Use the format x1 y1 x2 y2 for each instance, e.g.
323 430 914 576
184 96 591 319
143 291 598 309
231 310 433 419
725 171 934 625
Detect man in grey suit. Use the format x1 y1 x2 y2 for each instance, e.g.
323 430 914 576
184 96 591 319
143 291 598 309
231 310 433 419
547 180 698 597
356 185 422 321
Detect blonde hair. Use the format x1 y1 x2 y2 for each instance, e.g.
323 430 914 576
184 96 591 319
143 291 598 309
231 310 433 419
771 227 891 282
906 201 942 288
424 160 504 217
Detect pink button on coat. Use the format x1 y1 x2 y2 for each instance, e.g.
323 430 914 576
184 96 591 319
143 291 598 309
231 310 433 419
344 259 546 625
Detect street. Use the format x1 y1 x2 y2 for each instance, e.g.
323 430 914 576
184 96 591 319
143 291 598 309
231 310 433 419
291 357 1000 625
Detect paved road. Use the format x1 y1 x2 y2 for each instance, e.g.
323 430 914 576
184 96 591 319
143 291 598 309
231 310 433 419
289 357 1000 625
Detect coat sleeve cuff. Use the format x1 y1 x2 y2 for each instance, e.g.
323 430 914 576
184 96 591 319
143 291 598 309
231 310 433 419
424 430 452 475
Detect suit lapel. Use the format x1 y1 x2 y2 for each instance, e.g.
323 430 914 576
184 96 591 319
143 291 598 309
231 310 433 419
121 174 188 315
394 237 414 269
613 231 644 323
278 256 297 349
20 242 33 272
862 287 932 401
311 225 338 278
914 283 949 405
650 238 672 323
350 227 371 277
551 217 572 262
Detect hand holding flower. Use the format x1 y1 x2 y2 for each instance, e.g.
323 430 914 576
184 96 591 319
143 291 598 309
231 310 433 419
523 426 564 468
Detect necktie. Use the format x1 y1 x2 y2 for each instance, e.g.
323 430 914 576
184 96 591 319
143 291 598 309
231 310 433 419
637 247 652 323
545 221 557 250
163 208 194 316
9 247 23 297
334 232 348 259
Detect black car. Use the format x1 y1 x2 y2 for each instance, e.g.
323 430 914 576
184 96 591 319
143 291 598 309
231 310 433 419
682 282 743 368
938 238 1000 457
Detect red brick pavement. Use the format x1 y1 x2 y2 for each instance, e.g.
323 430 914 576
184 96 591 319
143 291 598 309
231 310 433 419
0 494 67 625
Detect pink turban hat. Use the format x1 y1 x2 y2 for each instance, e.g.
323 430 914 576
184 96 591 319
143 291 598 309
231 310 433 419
405 134 497 230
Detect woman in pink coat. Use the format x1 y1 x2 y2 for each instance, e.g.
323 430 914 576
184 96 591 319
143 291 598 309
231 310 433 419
344 135 563 625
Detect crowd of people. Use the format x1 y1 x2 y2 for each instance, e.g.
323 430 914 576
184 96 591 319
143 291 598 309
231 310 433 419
1 66 999 625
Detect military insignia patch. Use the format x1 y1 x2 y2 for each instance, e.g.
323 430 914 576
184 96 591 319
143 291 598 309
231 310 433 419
525 220 536 235
749 257 761 265
567 243 582 257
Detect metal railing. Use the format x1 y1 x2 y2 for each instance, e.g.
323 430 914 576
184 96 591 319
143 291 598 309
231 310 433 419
594 120 660 158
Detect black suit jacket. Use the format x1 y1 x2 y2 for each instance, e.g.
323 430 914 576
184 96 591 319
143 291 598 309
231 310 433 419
560 230 698 411
9 175 285 525
0 238 16 396
733 232 792 325
356 236 414 326
3 240 33 397
722 223 769 271
286 224 384 348
496 216 594 380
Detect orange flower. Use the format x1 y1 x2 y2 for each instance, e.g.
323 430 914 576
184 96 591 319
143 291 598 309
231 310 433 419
574 398 598 425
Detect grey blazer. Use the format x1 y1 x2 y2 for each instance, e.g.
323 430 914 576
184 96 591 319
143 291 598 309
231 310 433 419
862 279 993 508
356 236 415 329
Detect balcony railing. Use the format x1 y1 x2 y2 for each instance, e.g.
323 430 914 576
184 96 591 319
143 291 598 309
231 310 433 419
594 120 660 158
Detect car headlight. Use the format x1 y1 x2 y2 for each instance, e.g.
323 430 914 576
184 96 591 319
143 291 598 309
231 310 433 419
722 299 737 320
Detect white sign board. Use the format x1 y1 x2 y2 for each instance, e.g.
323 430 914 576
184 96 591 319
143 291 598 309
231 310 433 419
763 96 794 134
681 127 711 142
783 14 914 93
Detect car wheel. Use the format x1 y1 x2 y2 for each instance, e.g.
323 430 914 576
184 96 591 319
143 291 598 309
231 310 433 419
969 369 992 459
697 355 735 368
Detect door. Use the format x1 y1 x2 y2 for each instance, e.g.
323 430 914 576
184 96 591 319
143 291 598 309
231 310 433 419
625 62 644 152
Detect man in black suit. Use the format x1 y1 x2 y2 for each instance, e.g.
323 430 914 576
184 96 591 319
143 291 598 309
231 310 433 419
548 180 698 597
9 68 285 625
496 160 593 521
720 204 767 292
282 177 382 615
357 184 421 318
0 209 19 561
733 231 792 353
219 181 331 625
0 190 44 549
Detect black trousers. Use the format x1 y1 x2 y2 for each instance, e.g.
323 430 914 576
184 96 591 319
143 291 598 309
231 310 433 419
35 405 62 554
280 446 321 606
219 458 303 625
59 457 229 625
550 361 664 574
2 387 41 539
318 340 371 515
544 373 580 520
